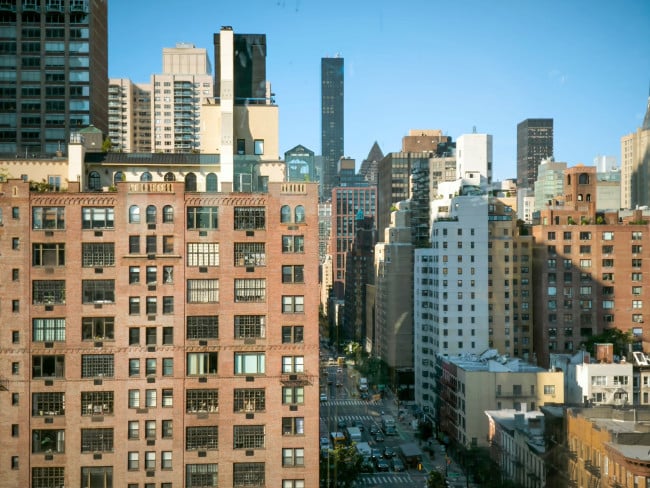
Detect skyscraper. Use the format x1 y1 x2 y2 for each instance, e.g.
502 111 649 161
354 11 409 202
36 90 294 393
516 118 554 190
0 0 108 156
321 56 344 200
620 92 650 209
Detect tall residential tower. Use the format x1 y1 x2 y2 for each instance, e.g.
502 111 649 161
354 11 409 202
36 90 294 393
517 118 554 190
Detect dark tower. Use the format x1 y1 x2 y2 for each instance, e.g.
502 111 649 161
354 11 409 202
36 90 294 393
0 0 108 156
213 29 267 103
517 118 554 189
321 56 344 200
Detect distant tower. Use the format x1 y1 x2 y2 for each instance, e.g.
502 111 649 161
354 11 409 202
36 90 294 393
517 118 554 190
321 56 344 200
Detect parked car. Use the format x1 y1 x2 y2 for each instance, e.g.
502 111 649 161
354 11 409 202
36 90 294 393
360 457 375 473
392 457 406 472
374 432 385 443
371 448 382 461
369 424 380 436
383 446 395 459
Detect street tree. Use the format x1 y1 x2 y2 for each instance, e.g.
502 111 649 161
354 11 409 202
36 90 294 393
320 444 363 487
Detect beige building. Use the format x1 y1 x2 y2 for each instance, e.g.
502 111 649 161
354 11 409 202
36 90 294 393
620 94 650 209
438 352 563 448
108 78 152 153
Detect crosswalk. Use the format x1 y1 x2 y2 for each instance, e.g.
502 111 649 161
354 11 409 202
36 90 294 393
353 473 413 485
320 414 376 425
322 399 381 407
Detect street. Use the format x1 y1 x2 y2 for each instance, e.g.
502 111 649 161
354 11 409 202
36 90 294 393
319 358 432 487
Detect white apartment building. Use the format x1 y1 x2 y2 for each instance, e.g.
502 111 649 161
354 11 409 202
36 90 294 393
456 133 492 183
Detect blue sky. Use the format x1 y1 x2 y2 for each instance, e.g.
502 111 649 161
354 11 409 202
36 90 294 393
109 0 650 181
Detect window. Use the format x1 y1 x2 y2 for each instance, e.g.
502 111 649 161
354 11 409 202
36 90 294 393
162 389 173 407
186 426 218 450
162 419 173 438
235 315 266 339
633 272 642 281
81 391 113 416
281 205 291 223
579 259 591 268
187 207 218 229
128 451 139 470
282 417 305 435
579 245 591 253
32 207 65 229
234 353 265 374
234 425 265 449
187 279 219 303
145 358 156 376
282 386 304 404
282 448 305 467
129 297 141 315
187 316 219 339
187 242 220 266
145 266 156 285
633 300 643 309
613 375 629 386
162 235 174 254
282 235 304 253
591 375 606 386
33 280 65 304
32 243 65 266
234 389 265 412
163 296 174 314
186 464 218 488
234 242 265 266
145 389 157 408
81 428 113 452
32 318 65 342
146 296 157 315
32 429 65 453
146 327 157 345
82 207 114 229
32 392 65 416
254 139 264 155
632 259 642 268
128 390 140 408
129 266 140 284
544 385 556 395
81 243 115 267
186 389 218 413
282 356 304 373
162 358 173 377
602 231 614 240
234 206 266 230
146 205 156 224
129 235 140 253
294 205 305 223
145 420 156 439
162 205 174 223
234 279 266 302
282 296 304 313
32 467 65 487
282 265 304 283
128 421 139 439
163 266 174 283
82 280 115 304
206 173 218 192
282 326 304 344
233 463 264 487
81 355 114 378
146 235 157 254
32 355 65 378
129 205 140 223
129 359 140 377
187 353 218 375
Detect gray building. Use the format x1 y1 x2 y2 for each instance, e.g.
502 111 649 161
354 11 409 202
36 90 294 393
0 0 108 156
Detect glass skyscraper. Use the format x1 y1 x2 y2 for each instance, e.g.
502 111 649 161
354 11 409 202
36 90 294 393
321 56 344 201
0 0 108 156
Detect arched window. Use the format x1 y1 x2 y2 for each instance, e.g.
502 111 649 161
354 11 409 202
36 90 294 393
163 205 174 223
129 205 140 223
146 205 156 224
294 205 305 223
579 173 589 185
567 175 571 185
88 171 101 190
206 173 218 192
554 216 560 225
113 171 124 185
164 172 175 182
185 172 197 192
281 205 291 223
577 194 583 201
140 172 152 182
586 194 591 202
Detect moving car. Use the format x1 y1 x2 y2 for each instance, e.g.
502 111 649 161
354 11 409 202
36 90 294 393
383 446 395 458
374 458 390 472
369 424 380 435
320 393 328 402
371 448 382 461
374 432 385 442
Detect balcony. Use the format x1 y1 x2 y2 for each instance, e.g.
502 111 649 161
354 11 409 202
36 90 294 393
0 0 16 12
